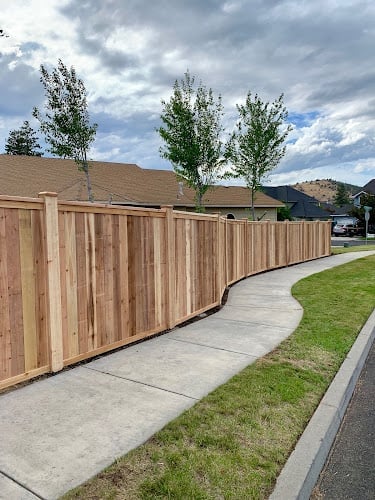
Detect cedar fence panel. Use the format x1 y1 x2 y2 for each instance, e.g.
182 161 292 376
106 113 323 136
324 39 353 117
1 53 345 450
0 197 49 388
0 194 332 389
173 212 219 323
58 204 169 367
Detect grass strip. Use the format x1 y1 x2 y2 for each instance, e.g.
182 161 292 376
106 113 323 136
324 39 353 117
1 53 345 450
332 244 375 254
63 255 375 500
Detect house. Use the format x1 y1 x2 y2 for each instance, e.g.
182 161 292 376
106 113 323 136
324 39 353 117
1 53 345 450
352 179 375 207
0 155 283 220
262 185 330 220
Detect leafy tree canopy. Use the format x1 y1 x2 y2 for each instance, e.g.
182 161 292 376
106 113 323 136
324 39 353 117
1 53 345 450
5 120 43 156
33 59 97 201
277 205 293 221
334 182 350 207
226 93 292 220
158 71 225 212
349 194 375 229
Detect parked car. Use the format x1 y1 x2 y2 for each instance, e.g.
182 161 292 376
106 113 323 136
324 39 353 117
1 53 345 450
332 223 364 237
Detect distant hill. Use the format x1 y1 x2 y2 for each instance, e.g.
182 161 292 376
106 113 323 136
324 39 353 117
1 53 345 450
292 179 362 203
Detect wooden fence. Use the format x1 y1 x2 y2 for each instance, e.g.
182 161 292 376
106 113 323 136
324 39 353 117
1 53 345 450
0 193 331 390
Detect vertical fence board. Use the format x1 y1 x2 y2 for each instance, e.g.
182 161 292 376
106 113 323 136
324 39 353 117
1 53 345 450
59 212 68 359
64 212 79 358
0 194 332 389
164 207 176 329
40 193 63 372
32 210 48 369
126 216 137 336
185 219 192 316
103 214 114 345
153 217 162 330
94 214 105 347
6 208 25 377
75 212 88 354
86 212 97 350
0 208 11 381
118 215 130 339
19 209 38 372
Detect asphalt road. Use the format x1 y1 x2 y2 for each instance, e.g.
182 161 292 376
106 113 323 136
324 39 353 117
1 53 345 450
312 340 375 499
331 236 375 247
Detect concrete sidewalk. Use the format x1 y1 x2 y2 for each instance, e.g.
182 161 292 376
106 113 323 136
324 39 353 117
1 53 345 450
0 251 374 500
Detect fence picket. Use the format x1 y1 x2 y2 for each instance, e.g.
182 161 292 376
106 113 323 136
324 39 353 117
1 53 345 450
0 193 332 390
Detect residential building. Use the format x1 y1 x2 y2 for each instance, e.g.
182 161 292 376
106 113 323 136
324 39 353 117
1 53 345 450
0 155 283 220
262 185 330 220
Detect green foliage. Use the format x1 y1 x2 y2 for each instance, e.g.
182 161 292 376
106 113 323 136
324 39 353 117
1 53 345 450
226 93 292 220
349 194 375 228
334 182 350 206
158 71 225 212
277 205 292 221
332 245 375 254
33 59 97 201
5 120 43 156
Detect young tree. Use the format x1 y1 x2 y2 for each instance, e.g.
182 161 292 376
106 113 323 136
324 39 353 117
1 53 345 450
349 194 375 229
33 59 97 201
226 93 292 220
334 182 350 207
158 71 225 212
277 205 292 221
5 120 43 156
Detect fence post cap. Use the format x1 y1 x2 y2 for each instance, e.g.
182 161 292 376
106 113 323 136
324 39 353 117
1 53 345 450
38 192 58 198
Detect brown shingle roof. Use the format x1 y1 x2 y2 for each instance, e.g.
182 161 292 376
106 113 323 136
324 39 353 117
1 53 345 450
0 154 283 208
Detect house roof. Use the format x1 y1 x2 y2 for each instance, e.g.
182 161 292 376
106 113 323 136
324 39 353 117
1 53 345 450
362 179 375 195
352 190 368 199
263 185 330 219
326 203 354 216
0 155 283 209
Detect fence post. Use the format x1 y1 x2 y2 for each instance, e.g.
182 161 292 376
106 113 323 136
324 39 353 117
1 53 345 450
326 221 331 255
162 205 176 330
213 214 223 304
225 217 229 286
242 218 249 277
265 219 271 269
39 192 63 372
285 219 290 266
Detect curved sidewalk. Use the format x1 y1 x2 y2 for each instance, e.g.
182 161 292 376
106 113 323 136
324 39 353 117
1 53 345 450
0 251 374 500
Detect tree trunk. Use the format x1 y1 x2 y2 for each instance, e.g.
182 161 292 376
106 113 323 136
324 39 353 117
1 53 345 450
83 161 94 202
251 187 256 221
195 190 204 213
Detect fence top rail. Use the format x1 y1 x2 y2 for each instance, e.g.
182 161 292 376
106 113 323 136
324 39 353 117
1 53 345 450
172 210 221 221
226 218 248 225
57 200 165 217
0 194 44 210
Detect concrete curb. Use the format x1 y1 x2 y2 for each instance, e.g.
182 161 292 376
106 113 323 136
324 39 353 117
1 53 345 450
269 308 375 500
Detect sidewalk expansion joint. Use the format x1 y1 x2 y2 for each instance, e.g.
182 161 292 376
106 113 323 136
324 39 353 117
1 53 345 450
0 470 45 500
83 366 199 401
167 337 258 358
218 317 293 329
224 304 301 311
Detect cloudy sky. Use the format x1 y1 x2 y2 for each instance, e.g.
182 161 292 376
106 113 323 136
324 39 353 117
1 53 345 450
1 0 374 187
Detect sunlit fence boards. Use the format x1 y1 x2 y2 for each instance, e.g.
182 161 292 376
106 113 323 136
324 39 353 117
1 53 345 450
0 197 49 387
0 194 331 390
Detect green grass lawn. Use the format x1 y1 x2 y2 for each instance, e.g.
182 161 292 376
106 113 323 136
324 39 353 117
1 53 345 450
63 254 375 500
332 244 375 254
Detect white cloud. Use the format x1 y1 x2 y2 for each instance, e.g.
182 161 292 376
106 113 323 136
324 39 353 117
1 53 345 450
1 0 375 187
